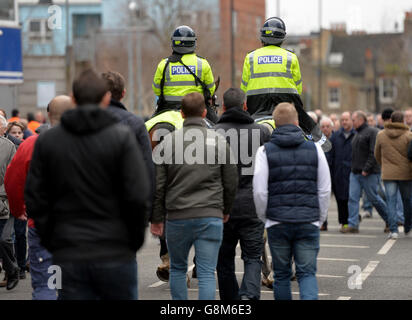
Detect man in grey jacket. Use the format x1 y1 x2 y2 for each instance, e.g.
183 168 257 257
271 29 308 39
151 92 238 300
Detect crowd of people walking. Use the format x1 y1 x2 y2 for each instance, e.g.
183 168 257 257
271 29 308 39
0 18 411 301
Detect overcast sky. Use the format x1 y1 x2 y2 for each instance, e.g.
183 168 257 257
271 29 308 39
266 0 412 35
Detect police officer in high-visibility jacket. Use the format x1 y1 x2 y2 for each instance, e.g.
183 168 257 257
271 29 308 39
241 17 330 151
147 25 215 282
148 25 217 142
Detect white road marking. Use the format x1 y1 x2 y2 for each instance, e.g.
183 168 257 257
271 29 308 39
250 290 330 296
236 256 360 262
232 271 343 278
359 260 380 283
149 281 166 288
320 234 377 239
321 244 369 249
327 226 384 231
317 274 345 278
377 239 397 255
317 257 359 262
167 289 330 297
337 296 352 300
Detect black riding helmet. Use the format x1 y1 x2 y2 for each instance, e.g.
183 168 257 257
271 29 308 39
171 25 197 54
260 17 286 46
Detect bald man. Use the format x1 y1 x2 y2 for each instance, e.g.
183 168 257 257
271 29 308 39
253 103 331 300
35 96 74 134
4 95 74 300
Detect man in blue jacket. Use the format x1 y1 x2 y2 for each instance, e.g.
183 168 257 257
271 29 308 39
253 103 331 300
329 112 356 232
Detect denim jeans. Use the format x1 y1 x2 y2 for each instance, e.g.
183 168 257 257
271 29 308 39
28 227 57 300
14 218 27 270
58 259 138 300
363 183 404 223
267 223 320 300
348 173 388 228
383 181 412 234
396 191 405 224
362 191 373 214
216 218 264 300
166 217 223 300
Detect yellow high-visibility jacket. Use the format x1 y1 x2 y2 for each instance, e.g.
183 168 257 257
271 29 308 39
152 53 215 104
240 45 302 97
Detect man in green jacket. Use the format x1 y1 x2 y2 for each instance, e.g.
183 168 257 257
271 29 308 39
151 92 238 300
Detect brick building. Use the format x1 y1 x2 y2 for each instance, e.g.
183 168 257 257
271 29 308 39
284 12 412 114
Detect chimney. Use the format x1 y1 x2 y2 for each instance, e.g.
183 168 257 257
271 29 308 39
404 11 412 35
330 22 347 35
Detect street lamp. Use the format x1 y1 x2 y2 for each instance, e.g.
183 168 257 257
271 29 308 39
129 0 146 116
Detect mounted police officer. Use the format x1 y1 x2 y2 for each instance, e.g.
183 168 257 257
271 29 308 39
147 25 217 282
147 25 217 142
240 17 330 152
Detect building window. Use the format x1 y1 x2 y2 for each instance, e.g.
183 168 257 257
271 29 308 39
328 87 340 109
329 52 343 66
379 78 396 104
28 19 52 43
73 14 101 39
0 0 15 22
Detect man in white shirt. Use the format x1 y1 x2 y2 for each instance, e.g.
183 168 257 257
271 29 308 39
253 103 331 300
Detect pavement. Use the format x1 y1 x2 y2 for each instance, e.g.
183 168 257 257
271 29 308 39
1 197 412 300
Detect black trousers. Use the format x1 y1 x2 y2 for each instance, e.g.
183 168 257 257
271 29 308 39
216 218 264 300
0 240 18 276
336 199 349 225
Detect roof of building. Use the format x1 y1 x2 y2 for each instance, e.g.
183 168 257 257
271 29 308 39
328 32 405 77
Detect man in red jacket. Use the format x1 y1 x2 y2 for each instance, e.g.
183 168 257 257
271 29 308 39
4 95 74 299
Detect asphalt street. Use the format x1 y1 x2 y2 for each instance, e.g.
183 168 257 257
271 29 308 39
1 197 411 300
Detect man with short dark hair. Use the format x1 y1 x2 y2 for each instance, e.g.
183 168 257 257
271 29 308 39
25 69 151 300
253 103 331 300
151 92 238 300
345 111 389 233
214 88 269 300
102 70 154 222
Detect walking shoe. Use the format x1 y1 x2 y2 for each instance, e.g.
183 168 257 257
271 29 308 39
405 230 411 237
191 265 197 279
156 253 170 282
262 277 274 289
186 273 190 288
6 269 19 291
363 211 372 219
320 224 327 231
388 232 399 239
339 224 349 233
19 269 26 280
384 224 390 233
0 275 6 288
340 226 359 233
